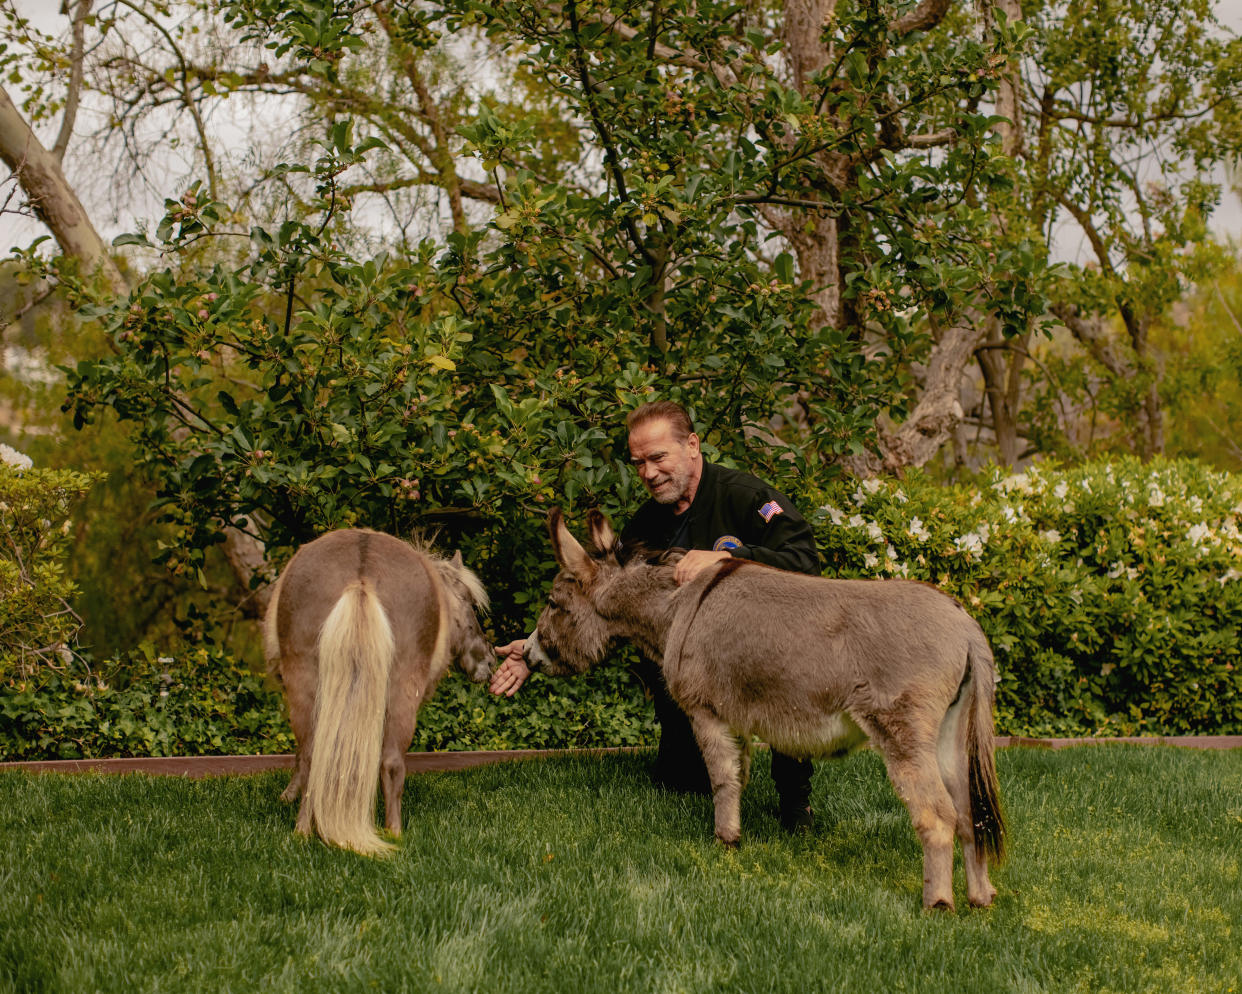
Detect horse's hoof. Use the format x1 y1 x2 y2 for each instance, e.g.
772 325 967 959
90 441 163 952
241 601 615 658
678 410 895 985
716 834 741 849
924 898 956 913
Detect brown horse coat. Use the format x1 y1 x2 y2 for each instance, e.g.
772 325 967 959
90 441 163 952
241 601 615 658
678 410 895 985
264 528 491 854
525 509 1005 910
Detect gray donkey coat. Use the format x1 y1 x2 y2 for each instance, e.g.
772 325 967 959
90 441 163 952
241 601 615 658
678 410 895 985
525 509 1005 910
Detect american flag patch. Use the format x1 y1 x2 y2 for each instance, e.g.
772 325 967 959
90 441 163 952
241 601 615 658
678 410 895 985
758 500 783 522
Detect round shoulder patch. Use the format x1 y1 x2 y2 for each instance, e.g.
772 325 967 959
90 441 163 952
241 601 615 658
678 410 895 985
712 535 742 552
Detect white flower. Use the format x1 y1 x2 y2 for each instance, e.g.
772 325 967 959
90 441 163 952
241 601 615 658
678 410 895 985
1187 523 1211 547
1148 488 1166 508
821 504 845 526
0 443 32 471
907 516 930 542
997 472 1032 495
893 489 909 504
1053 481 1068 500
954 532 985 559
848 514 866 530
863 552 879 569
851 487 867 506
862 477 883 494
866 521 884 542
1039 529 1061 545
1218 569 1241 586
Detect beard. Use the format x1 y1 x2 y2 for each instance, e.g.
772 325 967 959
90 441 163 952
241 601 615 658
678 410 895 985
646 463 692 505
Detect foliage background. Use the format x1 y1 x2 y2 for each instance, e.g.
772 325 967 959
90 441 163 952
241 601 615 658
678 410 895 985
2 0 1242 757
3 455 1239 760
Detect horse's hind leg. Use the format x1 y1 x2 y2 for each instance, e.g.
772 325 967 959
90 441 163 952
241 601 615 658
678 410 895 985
379 673 424 837
687 709 745 846
278 655 317 805
283 745 310 804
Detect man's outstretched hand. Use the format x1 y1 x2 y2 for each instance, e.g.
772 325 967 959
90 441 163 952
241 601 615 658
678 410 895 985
490 639 530 697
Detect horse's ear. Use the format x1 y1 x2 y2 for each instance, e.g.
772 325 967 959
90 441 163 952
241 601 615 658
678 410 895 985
548 508 595 580
450 550 463 569
586 508 616 557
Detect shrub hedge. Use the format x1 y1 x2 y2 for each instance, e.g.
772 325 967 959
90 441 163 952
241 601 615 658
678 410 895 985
1 456 1239 760
0 454 100 680
806 456 1242 736
0 645 656 761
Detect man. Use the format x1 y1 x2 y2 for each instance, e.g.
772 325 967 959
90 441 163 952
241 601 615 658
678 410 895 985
491 400 820 830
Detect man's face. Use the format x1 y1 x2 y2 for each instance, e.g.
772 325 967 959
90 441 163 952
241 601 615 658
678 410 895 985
628 418 699 505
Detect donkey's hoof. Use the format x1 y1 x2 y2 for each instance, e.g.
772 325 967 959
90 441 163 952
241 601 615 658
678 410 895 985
716 834 741 849
923 897 956 913
968 888 997 908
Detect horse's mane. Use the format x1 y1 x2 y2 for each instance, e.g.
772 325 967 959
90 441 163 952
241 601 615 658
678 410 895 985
435 556 490 612
405 528 490 612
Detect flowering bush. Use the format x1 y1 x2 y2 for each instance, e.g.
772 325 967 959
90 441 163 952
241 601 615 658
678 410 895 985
0 448 100 679
807 457 1242 736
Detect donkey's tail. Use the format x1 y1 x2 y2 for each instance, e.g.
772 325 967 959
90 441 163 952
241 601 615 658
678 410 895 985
305 580 396 856
966 629 1006 864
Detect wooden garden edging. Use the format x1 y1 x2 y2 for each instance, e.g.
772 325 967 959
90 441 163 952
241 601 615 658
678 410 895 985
2 735 1239 778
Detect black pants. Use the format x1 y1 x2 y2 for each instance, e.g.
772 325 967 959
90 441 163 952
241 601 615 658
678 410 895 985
637 659 813 809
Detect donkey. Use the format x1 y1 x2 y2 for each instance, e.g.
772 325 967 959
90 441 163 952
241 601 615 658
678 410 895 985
263 528 492 855
524 508 1006 910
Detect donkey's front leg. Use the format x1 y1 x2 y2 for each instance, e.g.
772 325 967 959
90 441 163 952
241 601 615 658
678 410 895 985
688 710 745 846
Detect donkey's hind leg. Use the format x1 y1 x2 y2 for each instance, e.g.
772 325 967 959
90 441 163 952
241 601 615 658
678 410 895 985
936 699 997 907
864 718 959 910
687 709 746 846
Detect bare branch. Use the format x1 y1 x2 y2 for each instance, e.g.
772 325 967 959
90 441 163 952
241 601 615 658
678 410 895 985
52 0 93 161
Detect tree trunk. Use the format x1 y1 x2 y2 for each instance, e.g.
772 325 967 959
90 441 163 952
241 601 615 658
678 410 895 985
977 327 1025 466
0 84 124 291
1 81 273 616
845 312 989 476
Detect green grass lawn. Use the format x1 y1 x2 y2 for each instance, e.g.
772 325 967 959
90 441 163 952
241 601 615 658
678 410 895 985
1 746 1239 994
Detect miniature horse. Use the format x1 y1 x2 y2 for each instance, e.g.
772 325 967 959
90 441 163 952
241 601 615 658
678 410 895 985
264 528 492 854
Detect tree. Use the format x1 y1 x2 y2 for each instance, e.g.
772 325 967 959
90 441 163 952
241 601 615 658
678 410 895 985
1001 0 1242 461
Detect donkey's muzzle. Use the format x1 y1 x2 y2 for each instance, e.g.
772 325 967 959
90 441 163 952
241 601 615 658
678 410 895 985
523 631 553 673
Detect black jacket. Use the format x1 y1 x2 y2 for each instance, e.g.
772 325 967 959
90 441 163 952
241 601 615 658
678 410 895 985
620 460 819 575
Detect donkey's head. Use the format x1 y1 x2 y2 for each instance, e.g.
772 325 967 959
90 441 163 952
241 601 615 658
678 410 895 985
436 551 493 683
524 508 620 676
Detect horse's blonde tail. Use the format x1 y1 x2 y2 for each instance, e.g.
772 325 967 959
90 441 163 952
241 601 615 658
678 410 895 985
966 630 1006 864
305 580 396 856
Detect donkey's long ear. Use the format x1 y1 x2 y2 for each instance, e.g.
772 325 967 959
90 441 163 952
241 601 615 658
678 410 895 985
548 508 596 580
586 508 618 558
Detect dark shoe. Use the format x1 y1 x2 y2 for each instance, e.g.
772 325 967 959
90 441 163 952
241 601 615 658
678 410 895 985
779 804 815 833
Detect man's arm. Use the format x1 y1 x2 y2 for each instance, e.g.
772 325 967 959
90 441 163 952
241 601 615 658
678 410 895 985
729 490 820 574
